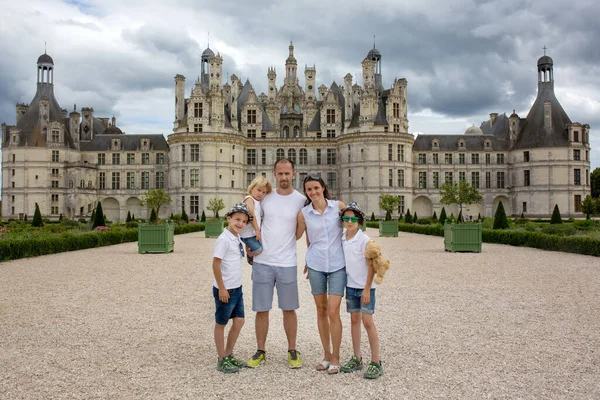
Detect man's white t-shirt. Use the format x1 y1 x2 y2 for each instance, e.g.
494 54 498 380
212 229 243 289
254 190 306 268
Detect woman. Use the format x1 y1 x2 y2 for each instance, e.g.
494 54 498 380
296 174 346 374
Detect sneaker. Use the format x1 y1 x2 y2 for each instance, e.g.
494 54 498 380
340 355 363 373
288 350 303 369
216 357 240 374
363 361 383 379
226 354 247 369
246 350 266 368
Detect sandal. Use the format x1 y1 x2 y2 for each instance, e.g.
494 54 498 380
316 360 330 371
327 364 340 375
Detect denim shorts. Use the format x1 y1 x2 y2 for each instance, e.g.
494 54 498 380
345 287 376 314
240 236 262 253
213 286 244 325
306 267 347 296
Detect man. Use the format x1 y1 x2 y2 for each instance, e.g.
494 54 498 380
246 158 306 369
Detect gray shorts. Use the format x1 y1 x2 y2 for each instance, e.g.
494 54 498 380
251 262 299 312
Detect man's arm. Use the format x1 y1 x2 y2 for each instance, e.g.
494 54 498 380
295 210 306 241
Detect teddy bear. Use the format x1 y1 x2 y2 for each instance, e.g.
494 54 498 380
364 241 391 284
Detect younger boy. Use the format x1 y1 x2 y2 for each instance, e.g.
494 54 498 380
212 203 253 373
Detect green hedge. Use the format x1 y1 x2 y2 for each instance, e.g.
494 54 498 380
0 223 206 262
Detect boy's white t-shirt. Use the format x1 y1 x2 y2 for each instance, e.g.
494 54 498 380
240 195 261 239
212 229 243 289
253 190 306 268
342 229 376 289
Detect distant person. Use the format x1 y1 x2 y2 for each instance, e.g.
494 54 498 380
338 202 383 379
212 203 253 373
246 158 306 369
296 174 346 374
239 176 273 265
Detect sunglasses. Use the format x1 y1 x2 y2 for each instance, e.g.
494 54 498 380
341 216 359 223
239 242 245 258
303 174 322 183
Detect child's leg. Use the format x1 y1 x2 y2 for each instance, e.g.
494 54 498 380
362 314 380 363
225 317 245 356
350 311 362 358
214 323 227 360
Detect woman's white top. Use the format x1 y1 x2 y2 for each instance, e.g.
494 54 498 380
342 230 376 289
239 195 261 239
302 199 345 273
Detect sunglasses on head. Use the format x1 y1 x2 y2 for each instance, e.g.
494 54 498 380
303 174 322 183
238 242 245 258
342 216 359 223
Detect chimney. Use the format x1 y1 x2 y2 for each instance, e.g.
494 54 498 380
544 101 552 131
489 113 498 127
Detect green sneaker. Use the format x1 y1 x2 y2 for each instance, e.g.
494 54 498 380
226 354 247 369
364 361 383 379
288 350 303 369
246 350 266 368
340 356 363 373
216 357 240 374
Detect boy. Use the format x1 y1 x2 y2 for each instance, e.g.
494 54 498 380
212 203 253 373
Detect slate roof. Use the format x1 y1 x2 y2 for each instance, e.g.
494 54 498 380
79 134 169 152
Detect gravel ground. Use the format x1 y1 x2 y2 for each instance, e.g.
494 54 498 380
1 229 599 399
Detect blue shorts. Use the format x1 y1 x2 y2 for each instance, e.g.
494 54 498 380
345 287 376 314
306 267 347 296
213 286 245 325
241 236 262 253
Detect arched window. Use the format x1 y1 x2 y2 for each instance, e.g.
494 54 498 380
283 126 289 137
294 126 300 137
288 149 296 164
299 149 308 165
276 148 285 160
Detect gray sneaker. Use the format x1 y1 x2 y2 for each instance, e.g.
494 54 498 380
364 361 383 379
217 357 240 374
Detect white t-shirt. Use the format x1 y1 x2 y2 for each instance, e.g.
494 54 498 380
240 195 261 239
342 230 376 289
212 229 243 289
253 190 306 268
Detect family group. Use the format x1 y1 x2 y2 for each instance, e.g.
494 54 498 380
211 158 385 379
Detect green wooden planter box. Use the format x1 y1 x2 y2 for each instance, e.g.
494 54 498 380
379 220 398 237
444 222 482 253
138 222 174 254
205 220 224 238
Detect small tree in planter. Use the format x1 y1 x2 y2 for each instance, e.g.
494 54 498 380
493 201 509 230
140 189 172 222
149 208 158 223
32 203 44 227
378 194 400 237
550 204 562 224
440 181 483 223
206 198 226 237
93 201 106 228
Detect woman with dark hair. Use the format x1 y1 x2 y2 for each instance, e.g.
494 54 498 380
296 174 346 374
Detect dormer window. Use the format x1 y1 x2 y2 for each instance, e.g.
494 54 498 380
485 140 491 149
432 140 439 149
573 131 579 142
141 139 150 150
458 140 465 148
247 109 257 124
112 139 120 150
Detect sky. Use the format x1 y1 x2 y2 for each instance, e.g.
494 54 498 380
1 0 599 176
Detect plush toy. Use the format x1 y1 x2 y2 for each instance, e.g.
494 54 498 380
364 241 390 284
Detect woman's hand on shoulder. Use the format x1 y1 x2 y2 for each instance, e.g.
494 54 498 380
338 201 346 210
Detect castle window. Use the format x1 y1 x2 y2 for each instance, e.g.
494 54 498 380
573 131 579 142
486 172 491 188
51 194 59 202
155 172 165 189
112 153 120 165
433 172 439 189
326 129 335 138
418 153 426 164
141 153 149 165
194 103 203 118
497 154 505 164
156 153 164 165
573 150 580 161
283 126 289 137
247 172 256 187
51 168 59 177
471 154 479 164
111 172 120 189
497 172 505 188
398 145 404 162
261 131 266 138
299 149 308 165
485 154 491 164
388 169 393 187
288 149 296 164
419 172 427 189
524 170 530 186
388 144 393 161
52 130 60 142
393 103 400 118
194 124 203 133
276 148 284 160
574 195 582 212
574 169 581 185
247 149 256 165
523 202 527 213
327 172 337 189
190 145 200 162
459 153 466 164
261 149 267 165
52 150 59 162
524 151 530 162
326 109 336 124
52 180 59 188
445 172 453 185
181 170 185 187
471 172 480 189
445 153 452 164
80 180 85 188
316 149 322 165
398 196 405 214
398 169 405 187
459 171 466 182
190 196 199 215
247 109 257 124
127 153 135 164
99 173 106 189
327 149 336 165
393 124 400 133
141 171 150 189
190 169 199 187
316 131 321 138
247 129 257 138
127 172 135 189
181 145 186 161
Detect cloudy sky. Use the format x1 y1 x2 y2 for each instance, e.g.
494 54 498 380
1 0 599 171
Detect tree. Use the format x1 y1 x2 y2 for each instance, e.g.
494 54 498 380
59 213 63 221
170 212 174 220
493 201 509 229
182 208 189 223
140 189 172 220
207 198 225 219
582 195 595 220
477 213 481 222
149 208 158 223
126 211 132 222
404 208 412 224
457 210 463 223
370 212 376 222
32 203 43 227
439 207 447 225
550 204 562 224
440 181 483 220
93 201 106 228
132 214 135 221
591 167 600 199
201 210 206 222
91 208 96 222
378 194 400 221
432 210 437 220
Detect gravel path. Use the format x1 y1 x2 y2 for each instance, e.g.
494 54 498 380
1 229 599 399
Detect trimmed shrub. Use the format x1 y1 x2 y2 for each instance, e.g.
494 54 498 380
413 211 418 221
432 211 437 220
439 207 447 225
370 212 376 222
201 210 206 222
32 203 43 227
182 208 189 223
541 224 577 236
477 213 481 222
493 201 509 230
126 211 132 222
405 208 412 224
550 204 562 224
93 202 105 228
